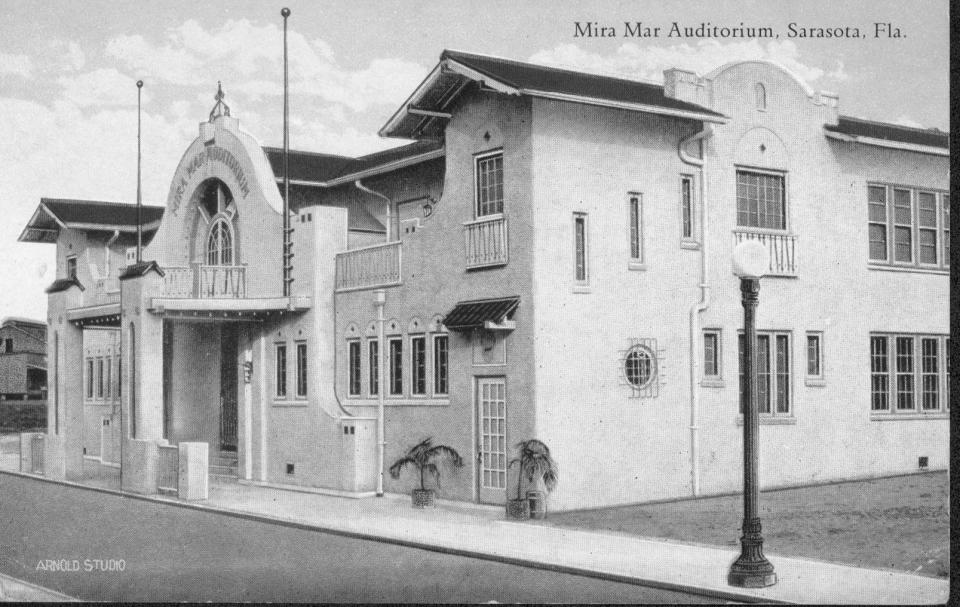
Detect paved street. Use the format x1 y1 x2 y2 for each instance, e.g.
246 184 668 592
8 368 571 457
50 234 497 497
0 474 717 603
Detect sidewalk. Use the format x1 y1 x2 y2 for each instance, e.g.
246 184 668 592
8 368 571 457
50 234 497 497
2 469 950 604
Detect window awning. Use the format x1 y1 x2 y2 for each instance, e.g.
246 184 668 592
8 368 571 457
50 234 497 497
442 296 520 332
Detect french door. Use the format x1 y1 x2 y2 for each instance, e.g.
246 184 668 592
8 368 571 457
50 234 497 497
476 377 507 504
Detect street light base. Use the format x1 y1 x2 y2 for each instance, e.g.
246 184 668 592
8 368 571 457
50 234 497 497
727 568 777 588
728 518 777 588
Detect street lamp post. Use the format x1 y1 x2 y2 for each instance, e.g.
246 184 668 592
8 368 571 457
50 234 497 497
728 240 777 588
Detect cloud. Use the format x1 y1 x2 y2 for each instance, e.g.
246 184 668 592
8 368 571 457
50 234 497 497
529 40 847 86
0 52 32 77
48 40 85 71
57 68 151 108
104 19 426 112
893 114 923 128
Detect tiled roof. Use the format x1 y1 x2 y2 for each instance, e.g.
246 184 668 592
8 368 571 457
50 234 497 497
441 50 724 118
263 139 443 185
442 296 520 332
42 198 164 227
45 277 84 294
825 116 949 149
119 260 165 280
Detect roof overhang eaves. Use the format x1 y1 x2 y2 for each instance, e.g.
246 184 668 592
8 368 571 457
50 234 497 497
522 89 729 123
379 62 448 138
274 148 446 188
824 129 949 157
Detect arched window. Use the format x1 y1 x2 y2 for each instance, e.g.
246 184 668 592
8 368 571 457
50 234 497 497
207 218 234 265
755 83 767 110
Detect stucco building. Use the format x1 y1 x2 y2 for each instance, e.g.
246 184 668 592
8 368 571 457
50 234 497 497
0 317 47 400
19 51 949 510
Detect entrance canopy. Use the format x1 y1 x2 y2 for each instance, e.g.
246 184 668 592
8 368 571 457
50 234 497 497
442 296 520 332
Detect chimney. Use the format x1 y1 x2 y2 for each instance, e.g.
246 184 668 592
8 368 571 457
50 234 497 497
663 68 707 106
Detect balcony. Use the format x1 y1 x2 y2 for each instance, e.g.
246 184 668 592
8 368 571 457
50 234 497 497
162 264 247 298
335 241 402 292
732 229 797 277
91 277 120 305
464 215 508 270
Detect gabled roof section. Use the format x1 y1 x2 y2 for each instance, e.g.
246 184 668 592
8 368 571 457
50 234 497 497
19 198 165 243
45 277 84 294
381 49 728 139
262 139 444 186
119 260 165 280
824 116 949 154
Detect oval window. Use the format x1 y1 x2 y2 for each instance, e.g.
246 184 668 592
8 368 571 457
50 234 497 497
624 345 656 388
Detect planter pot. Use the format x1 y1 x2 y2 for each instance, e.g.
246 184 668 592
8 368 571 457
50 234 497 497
506 498 530 520
412 488 435 508
527 490 547 520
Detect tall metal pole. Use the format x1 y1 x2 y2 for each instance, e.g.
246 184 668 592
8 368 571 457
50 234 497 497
281 7 291 297
136 80 143 264
728 277 776 587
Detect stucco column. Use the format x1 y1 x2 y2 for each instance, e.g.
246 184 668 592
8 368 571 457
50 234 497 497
46 286 85 480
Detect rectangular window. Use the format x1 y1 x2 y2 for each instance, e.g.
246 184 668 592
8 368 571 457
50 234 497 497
703 330 720 378
86 358 94 399
96 358 104 398
275 344 287 398
892 188 913 262
738 331 790 416
296 342 307 398
629 194 643 262
3 338 11 353
680 176 694 239
868 185 888 260
736 171 786 230
389 338 403 396
806 333 823 378
410 336 426 395
895 336 915 410
574 213 588 283
869 185 948 269
104 356 112 399
917 192 938 264
475 152 504 217
872 333 949 415
920 338 939 410
348 340 361 396
66 256 77 280
433 334 449 395
368 339 379 397
871 336 890 411
943 194 950 266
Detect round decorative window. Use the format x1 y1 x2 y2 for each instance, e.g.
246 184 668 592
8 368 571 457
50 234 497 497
623 345 656 388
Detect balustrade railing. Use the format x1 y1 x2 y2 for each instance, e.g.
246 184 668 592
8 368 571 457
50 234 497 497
157 444 179 494
464 215 508 269
335 241 402 292
732 230 798 276
90 277 121 306
161 264 246 298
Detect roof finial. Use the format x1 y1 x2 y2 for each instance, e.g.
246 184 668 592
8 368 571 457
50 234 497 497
209 80 231 122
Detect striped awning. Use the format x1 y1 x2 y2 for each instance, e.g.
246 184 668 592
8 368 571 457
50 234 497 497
442 296 520 332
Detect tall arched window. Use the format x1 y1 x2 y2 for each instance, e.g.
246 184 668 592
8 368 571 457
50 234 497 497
755 83 767 110
207 218 234 265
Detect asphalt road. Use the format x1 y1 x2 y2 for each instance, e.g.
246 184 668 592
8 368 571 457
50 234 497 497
0 473 721 603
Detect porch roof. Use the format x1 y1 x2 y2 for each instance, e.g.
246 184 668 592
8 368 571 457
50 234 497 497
19 198 165 244
148 295 312 317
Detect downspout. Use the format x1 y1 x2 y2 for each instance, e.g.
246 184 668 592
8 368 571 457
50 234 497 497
105 230 120 279
681 124 713 497
355 180 393 242
374 289 386 496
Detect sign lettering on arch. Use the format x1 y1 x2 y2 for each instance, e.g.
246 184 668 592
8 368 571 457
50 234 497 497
171 146 252 215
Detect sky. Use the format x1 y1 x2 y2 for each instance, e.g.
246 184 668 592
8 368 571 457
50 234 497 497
0 0 949 321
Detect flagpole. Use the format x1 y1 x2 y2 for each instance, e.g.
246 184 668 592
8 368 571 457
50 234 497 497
281 7 291 297
136 79 143 264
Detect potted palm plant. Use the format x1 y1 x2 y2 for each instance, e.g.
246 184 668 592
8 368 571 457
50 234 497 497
507 439 558 520
389 437 464 508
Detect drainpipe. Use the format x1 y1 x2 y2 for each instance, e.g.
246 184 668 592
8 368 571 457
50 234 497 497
355 180 393 242
105 230 120 278
681 124 713 497
374 289 386 496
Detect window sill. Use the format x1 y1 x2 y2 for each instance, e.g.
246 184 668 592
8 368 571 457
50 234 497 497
680 240 700 250
736 415 797 426
572 285 592 294
700 378 725 388
273 400 308 408
804 378 826 387
867 264 949 275
870 412 948 421
345 398 451 407
627 261 647 271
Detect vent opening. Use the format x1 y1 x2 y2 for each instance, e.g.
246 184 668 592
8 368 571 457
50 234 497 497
918 456 928 469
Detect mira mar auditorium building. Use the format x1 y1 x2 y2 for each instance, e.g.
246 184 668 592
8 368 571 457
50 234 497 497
18 50 949 510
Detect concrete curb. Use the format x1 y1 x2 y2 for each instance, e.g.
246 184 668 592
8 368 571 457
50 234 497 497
0 469 784 604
